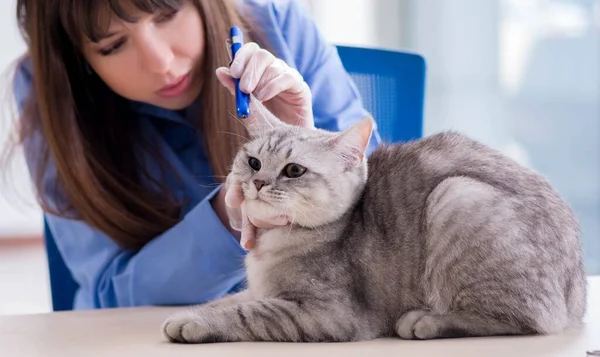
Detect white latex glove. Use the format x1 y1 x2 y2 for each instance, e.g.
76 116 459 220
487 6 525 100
216 42 314 249
215 42 314 129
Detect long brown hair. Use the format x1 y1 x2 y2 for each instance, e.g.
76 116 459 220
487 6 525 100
10 0 257 251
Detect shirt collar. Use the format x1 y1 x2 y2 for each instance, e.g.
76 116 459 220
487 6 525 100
129 100 201 127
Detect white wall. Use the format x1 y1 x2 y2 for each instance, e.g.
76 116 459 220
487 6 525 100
306 0 599 273
306 0 404 50
0 0 42 238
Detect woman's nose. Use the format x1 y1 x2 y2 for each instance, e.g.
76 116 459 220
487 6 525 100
138 34 174 74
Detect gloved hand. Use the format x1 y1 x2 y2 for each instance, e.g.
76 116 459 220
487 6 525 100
215 42 313 249
223 173 288 250
215 42 314 129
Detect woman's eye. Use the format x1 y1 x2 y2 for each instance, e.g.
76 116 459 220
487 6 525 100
248 157 262 171
283 163 306 178
99 39 125 56
155 9 179 23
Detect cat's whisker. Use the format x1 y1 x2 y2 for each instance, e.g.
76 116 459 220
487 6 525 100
225 110 256 140
302 201 328 213
195 183 222 189
307 220 323 239
261 190 291 205
226 110 245 126
293 204 323 238
218 130 251 142
191 175 230 186
297 195 330 213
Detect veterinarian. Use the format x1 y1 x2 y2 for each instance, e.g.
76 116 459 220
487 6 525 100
8 0 381 309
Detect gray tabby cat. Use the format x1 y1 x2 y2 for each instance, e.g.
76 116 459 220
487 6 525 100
162 106 587 343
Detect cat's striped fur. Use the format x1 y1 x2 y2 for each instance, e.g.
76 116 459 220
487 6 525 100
163 109 586 343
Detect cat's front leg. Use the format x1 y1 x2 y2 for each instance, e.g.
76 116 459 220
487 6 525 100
200 290 251 309
162 291 250 342
162 298 361 343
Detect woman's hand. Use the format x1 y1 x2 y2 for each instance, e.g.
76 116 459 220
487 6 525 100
215 42 314 249
215 42 314 129
223 174 288 250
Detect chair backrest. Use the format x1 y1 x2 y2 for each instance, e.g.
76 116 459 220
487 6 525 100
44 218 78 311
43 45 427 311
336 45 426 143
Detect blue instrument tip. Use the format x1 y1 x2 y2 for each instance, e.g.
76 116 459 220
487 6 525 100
230 26 242 38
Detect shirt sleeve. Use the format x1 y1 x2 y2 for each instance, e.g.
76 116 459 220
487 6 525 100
261 0 382 154
12 59 247 309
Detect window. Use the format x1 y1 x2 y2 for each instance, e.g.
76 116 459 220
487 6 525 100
308 0 600 274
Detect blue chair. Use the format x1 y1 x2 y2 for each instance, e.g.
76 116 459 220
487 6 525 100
43 45 427 311
44 218 78 311
336 45 426 142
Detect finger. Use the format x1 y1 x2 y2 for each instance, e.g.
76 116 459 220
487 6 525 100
241 206 256 250
249 215 289 228
225 179 244 208
256 71 308 102
253 59 290 101
215 67 236 95
243 235 255 250
239 48 276 95
229 42 260 78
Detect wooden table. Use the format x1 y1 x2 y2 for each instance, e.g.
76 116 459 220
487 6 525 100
1 276 598 357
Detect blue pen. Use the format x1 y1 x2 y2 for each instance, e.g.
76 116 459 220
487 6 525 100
230 26 251 119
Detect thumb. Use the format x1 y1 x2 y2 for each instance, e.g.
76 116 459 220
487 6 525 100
215 67 235 96
241 205 257 250
224 176 244 208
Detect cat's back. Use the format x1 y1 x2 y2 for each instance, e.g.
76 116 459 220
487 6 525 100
367 130 562 200
359 131 586 329
364 130 580 243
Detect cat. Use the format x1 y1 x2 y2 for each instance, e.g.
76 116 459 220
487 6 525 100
162 105 587 343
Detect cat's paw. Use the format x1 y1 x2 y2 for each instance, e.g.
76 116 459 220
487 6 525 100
395 310 440 340
162 311 223 343
412 315 442 339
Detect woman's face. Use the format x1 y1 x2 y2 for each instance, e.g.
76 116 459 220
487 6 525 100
81 1 205 110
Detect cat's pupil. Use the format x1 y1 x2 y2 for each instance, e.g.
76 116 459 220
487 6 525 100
283 163 306 178
248 157 261 171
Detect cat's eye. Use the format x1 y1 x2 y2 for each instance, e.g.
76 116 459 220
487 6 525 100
283 163 306 178
248 157 261 171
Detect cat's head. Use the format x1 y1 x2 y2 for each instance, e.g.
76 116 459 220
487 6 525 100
230 105 374 228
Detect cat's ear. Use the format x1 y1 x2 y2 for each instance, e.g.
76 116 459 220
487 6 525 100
327 115 374 172
244 97 285 138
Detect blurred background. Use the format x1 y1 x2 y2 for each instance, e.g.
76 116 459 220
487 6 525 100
0 0 598 315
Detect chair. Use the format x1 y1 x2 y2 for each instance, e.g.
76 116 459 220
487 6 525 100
43 45 427 311
336 45 426 142
44 218 78 311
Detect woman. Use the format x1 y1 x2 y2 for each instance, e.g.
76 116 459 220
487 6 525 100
10 0 381 309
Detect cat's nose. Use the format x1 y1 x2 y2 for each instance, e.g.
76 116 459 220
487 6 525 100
254 180 268 191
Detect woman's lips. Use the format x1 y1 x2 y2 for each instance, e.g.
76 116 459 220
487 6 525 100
156 73 192 98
